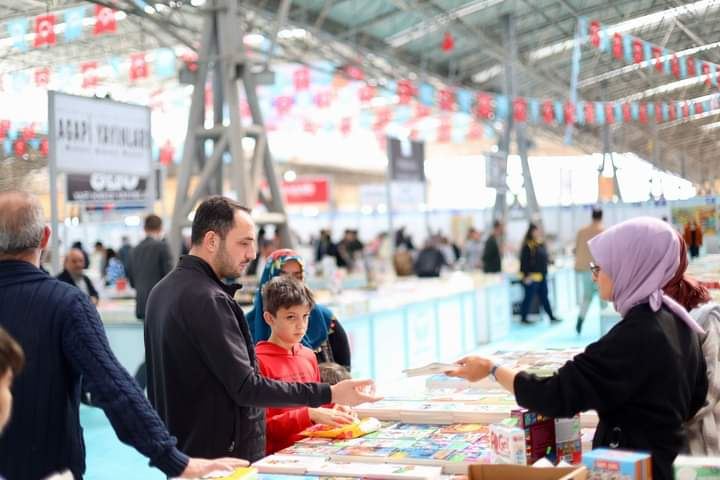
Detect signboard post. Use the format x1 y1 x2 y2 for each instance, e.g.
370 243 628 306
48 91 152 273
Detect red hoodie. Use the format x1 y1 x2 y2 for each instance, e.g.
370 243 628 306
256 341 321 454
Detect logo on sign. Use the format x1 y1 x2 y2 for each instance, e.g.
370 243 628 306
89 173 140 192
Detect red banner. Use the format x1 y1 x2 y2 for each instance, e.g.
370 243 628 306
281 177 330 204
81 62 99 88
632 38 644 64
513 98 528 122
293 67 310 91
94 5 117 35
34 67 50 87
130 53 149 81
34 14 56 47
476 93 493 119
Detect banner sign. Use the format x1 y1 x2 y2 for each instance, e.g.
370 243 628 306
66 169 161 203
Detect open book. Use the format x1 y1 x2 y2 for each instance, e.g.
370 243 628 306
403 362 457 377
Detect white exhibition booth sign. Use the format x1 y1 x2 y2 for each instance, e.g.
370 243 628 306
48 92 153 273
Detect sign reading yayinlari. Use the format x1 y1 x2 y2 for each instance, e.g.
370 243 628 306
49 92 151 176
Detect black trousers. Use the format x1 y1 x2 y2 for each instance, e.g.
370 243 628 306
521 279 555 321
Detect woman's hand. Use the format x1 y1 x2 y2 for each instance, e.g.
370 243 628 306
309 407 356 427
446 356 493 382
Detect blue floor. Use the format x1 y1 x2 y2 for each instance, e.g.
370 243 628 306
81 303 603 479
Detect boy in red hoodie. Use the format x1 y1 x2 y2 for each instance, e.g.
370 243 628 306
256 276 355 454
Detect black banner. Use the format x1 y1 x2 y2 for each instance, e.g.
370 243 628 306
66 170 161 203
387 138 425 182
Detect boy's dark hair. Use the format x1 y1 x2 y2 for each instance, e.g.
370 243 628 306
191 196 251 246
591 208 603 221
262 275 315 317
318 362 351 385
0 327 24 377
144 214 163 232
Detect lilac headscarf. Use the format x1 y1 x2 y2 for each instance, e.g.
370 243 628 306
588 217 704 334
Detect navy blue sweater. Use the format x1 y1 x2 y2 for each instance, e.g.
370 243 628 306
0 260 188 480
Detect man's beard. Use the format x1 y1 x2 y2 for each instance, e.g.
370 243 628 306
215 240 241 278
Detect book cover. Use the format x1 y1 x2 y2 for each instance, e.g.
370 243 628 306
252 455 328 475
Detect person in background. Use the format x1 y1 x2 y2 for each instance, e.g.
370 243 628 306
449 217 708 480
256 276 355 454
319 362 352 385
482 220 504 273
90 241 105 278
437 236 457 267
684 219 703 259
335 230 356 270
0 190 247 480
315 229 337 263
71 241 89 269
246 249 352 370
463 228 484 270
103 248 125 287
519 223 559 324
126 214 173 390
663 233 720 456
395 227 415 251
57 248 100 306
246 238 275 278
0 327 24 435
574 207 606 334
117 236 132 273
144 196 377 464
414 236 447 278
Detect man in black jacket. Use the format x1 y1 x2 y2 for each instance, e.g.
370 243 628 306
145 196 379 462
126 213 173 389
57 248 100 305
0 190 247 480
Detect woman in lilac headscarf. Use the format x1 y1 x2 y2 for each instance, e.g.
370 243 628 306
448 218 708 480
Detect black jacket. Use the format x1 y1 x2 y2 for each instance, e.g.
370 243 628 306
514 304 708 480
414 246 446 278
0 261 187 480
482 235 502 273
56 269 99 300
145 255 331 462
126 237 172 319
519 241 549 277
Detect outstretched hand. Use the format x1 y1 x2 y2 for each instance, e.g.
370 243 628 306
330 379 383 406
445 356 493 383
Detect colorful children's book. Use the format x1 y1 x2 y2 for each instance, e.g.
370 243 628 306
252 455 328 475
582 448 652 480
403 362 457 377
307 462 443 479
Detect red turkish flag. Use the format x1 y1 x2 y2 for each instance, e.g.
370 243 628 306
467 122 483 140
668 104 676 121
441 32 454 52
542 100 554 124
34 14 56 47
513 98 528 123
358 85 375 103
409 128 420 141
694 102 703 115
344 65 364 81
373 107 392 130
622 103 632 122
564 101 576 125
639 103 648 124
40 138 49 156
702 62 712 87
414 104 432 118
612 33 623 60
0 120 9 138
130 53 149 81
94 5 117 35
34 67 51 87
159 141 174 166
438 88 455 111
293 67 310 91
14 140 26 156
687 57 696 77
339 117 352 136
682 102 690 118
181 51 198 72
632 38 644 64
314 91 332 108
656 102 663 123
397 80 416 104
476 93 493 119
22 125 35 141
652 46 663 72
584 102 595 125
303 119 318 134
605 102 615 124
437 119 452 143
275 96 294 115
81 62 99 88
671 55 680 79
589 21 601 48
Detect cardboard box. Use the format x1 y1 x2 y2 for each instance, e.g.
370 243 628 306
468 464 588 480
674 455 720 480
582 448 652 480
512 409 557 464
490 419 527 465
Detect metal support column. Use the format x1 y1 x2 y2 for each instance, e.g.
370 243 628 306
168 0 292 258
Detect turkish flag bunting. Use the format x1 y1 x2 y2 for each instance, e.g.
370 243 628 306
344 65 364 81
275 96 294 115
702 62 712 87
14 140 26 156
584 102 595 124
397 80 416 104
605 102 615 124
40 138 49 156
339 117 352 135
94 5 117 35
468 122 483 140
632 38 644 64
34 67 50 87
655 102 663 123
358 85 375 103
81 62 99 88
681 102 689 118
303 120 318 134
293 68 310 91
687 57 696 77
414 104 432 118
622 103 632 122
0 120 9 138
130 53 149 81
438 88 455 111
589 21 601 48
542 100 554 124
476 93 493 119
564 101 576 125
22 125 35 141
639 103 648 124
159 141 174 166
34 14 56 47
694 102 703 115
671 55 680 79
513 98 528 122
612 33 623 60
437 120 452 143
652 47 663 72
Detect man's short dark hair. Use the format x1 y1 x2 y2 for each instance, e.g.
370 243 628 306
493 220 502 229
0 327 24 377
144 214 163 232
262 275 315 317
592 208 603 221
190 196 251 246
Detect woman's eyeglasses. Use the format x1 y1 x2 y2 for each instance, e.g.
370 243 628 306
589 262 601 276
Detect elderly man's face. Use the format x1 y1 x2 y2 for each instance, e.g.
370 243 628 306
65 250 85 276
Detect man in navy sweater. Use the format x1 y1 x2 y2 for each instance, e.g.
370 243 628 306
0 190 247 480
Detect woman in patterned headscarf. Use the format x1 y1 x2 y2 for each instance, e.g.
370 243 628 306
245 249 351 370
